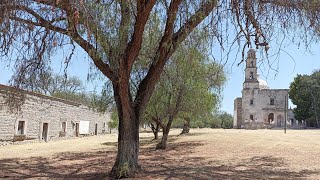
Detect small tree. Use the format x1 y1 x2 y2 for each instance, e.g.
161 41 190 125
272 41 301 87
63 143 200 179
144 45 225 149
1 1 320 177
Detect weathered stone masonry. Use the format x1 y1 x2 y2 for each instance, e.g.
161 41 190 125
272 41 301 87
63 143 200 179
233 49 294 129
0 84 111 143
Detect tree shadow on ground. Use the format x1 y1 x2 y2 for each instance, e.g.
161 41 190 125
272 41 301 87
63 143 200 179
101 135 179 147
0 150 115 180
0 137 319 179
177 132 208 137
137 141 320 180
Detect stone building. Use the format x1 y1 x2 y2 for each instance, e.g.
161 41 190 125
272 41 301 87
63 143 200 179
0 84 111 143
233 49 291 129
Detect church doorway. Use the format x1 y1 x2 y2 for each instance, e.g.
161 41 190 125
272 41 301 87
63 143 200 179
268 113 274 123
277 115 283 127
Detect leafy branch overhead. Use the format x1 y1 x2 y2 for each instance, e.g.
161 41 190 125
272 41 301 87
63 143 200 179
1 0 320 178
1 1 319 110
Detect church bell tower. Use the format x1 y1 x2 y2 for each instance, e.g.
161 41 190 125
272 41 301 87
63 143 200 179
243 49 259 89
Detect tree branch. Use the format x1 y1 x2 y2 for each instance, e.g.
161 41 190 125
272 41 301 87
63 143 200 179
5 3 116 82
172 0 218 49
70 32 116 82
118 0 131 54
124 0 156 71
134 0 218 116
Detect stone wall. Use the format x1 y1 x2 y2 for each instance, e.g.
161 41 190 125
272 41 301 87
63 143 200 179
0 84 111 143
241 88 289 128
241 122 274 129
233 98 242 128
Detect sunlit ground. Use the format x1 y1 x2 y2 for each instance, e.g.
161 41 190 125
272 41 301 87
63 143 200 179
1 128 320 179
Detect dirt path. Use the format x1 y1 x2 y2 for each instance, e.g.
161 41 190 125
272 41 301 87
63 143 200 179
1 129 320 179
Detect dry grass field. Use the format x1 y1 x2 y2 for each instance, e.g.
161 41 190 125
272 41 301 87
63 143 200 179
1 128 320 179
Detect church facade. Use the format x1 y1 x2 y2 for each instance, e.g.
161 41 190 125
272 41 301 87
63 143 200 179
233 49 291 129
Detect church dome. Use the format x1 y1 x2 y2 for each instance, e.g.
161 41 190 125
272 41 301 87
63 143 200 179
257 74 269 89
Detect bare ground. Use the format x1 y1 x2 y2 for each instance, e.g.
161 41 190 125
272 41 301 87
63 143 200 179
1 129 320 179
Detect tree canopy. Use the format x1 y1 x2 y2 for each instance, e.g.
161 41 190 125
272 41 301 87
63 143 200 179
1 0 320 178
143 43 226 148
289 71 320 127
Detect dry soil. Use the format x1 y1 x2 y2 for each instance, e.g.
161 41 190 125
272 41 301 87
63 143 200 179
1 128 320 179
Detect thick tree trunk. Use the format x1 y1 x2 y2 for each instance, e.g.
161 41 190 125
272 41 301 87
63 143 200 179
181 117 190 134
110 84 140 178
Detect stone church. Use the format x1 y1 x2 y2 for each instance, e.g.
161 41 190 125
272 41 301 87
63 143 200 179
233 49 291 129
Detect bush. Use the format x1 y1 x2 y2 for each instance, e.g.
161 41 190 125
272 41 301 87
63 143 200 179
219 112 233 129
221 118 233 129
209 118 221 128
195 121 205 128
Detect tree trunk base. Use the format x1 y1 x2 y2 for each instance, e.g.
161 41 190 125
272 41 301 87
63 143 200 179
109 162 141 179
153 133 158 140
181 118 190 135
156 142 167 149
180 128 189 134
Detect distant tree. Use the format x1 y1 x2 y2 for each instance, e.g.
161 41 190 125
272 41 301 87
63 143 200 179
188 111 233 129
289 75 312 120
107 108 119 133
18 72 84 96
52 91 90 104
18 71 115 110
90 82 114 112
309 71 320 127
1 1 320 177
208 117 222 128
289 71 320 127
219 112 233 129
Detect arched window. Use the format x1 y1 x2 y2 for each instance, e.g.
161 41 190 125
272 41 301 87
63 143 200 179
250 72 253 79
268 113 274 123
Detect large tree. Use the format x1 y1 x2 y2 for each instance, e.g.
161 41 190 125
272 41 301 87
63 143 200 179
289 71 320 127
1 0 320 178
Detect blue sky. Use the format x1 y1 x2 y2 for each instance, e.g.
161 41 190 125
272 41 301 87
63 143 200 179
1 43 319 115
221 45 320 114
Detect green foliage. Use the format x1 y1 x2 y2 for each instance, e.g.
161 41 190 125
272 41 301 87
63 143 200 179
108 109 119 129
143 41 226 130
90 82 114 113
219 112 233 129
195 121 205 128
187 111 233 129
18 72 114 112
289 74 313 120
289 71 320 127
19 73 85 96
208 117 222 128
52 91 91 106
115 162 130 178
3 0 320 177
